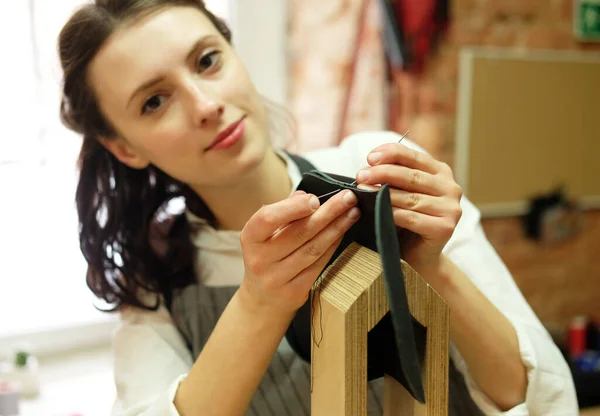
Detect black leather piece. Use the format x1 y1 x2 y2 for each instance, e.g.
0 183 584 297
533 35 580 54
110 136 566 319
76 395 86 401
285 169 425 403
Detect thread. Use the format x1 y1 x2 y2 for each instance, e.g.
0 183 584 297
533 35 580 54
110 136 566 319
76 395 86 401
315 130 410 200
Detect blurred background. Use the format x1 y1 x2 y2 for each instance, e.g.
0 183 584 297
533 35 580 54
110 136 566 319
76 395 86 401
0 0 599 414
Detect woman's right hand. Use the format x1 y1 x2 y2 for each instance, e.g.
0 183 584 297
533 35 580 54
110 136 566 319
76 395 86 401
239 189 360 318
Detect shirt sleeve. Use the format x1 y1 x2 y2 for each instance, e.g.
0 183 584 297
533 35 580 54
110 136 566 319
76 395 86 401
443 196 579 415
111 303 194 416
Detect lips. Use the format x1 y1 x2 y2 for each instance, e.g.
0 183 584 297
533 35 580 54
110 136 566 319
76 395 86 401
205 117 246 151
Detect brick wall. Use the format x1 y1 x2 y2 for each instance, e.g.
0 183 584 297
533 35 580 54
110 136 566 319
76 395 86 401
482 211 600 325
400 0 600 326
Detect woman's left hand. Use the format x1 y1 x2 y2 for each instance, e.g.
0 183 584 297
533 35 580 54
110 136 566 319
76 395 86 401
355 141 463 272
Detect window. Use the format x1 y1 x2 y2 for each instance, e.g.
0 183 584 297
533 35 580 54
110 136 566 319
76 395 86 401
0 0 234 356
0 1 98 350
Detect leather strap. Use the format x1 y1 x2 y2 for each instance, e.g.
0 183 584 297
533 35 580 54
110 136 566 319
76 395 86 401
286 152 317 174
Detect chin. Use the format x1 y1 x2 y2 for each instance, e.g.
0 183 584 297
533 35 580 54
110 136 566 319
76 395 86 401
223 125 270 178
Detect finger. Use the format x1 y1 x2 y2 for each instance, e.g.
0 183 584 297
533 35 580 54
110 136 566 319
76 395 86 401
278 203 360 276
366 142 443 175
242 193 320 243
270 190 310 234
359 184 458 218
389 190 451 217
357 165 447 196
288 235 344 294
357 185 458 218
392 208 456 243
356 183 380 192
269 189 358 258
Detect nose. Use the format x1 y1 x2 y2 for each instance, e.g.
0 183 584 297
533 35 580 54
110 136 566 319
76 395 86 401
186 83 224 127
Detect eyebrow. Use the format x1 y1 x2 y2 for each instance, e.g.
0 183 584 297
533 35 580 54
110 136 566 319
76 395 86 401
126 36 213 109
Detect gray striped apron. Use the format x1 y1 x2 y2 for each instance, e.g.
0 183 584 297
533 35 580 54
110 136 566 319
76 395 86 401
170 282 483 415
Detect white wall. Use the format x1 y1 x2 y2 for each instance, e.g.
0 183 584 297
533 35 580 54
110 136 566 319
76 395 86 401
231 0 288 105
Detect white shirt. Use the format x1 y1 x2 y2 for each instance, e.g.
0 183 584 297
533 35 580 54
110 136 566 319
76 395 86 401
111 131 578 415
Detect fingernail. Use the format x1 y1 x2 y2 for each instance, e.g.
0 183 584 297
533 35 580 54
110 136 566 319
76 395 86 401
347 207 361 219
343 190 357 205
368 152 382 164
309 196 320 210
357 169 370 182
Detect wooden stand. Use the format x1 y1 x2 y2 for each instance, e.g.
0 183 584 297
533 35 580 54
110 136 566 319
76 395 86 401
310 242 450 415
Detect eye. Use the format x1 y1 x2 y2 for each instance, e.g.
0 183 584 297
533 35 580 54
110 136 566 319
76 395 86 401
197 50 221 72
141 94 167 115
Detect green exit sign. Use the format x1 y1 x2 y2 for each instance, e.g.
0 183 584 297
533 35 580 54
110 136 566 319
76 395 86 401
576 0 600 42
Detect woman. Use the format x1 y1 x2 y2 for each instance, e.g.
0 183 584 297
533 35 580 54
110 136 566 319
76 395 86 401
58 1 577 415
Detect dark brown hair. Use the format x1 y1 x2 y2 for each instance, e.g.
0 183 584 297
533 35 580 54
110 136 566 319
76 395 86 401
58 0 231 311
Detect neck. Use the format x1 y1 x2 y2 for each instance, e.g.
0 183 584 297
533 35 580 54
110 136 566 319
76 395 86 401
190 149 292 231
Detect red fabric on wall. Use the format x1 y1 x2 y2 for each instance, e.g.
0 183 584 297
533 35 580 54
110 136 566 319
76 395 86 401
393 0 448 74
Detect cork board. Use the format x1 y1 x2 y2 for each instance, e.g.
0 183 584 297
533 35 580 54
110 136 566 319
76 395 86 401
455 48 600 217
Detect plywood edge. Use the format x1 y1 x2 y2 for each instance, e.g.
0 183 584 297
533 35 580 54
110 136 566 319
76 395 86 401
400 261 447 327
316 243 384 312
315 243 448 328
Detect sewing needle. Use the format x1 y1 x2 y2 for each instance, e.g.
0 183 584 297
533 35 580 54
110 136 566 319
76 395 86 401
316 130 410 200
347 129 409 187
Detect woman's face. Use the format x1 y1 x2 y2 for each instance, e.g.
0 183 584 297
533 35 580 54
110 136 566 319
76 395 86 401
88 6 270 188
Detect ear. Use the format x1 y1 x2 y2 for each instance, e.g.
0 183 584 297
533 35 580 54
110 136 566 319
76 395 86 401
100 137 150 169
